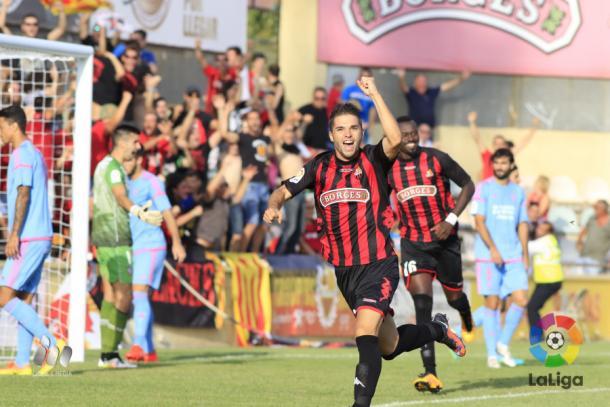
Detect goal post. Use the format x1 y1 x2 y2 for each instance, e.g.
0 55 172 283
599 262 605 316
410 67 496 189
0 34 92 363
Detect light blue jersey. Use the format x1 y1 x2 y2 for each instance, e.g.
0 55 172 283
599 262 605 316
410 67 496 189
7 140 52 241
128 170 171 250
471 179 528 262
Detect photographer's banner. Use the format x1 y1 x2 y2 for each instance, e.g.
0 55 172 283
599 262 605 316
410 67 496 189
318 0 610 79
223 253 272 347
268 257 356 338
151 252 225 328
107 0 247 52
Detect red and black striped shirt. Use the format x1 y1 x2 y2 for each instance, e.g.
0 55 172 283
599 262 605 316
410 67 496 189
388 148 471 243
283 142 396 267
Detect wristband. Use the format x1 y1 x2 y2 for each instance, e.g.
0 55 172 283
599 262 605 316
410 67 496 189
445 212 458 226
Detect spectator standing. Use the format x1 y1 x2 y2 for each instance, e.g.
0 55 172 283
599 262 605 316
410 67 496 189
226 46 251 102
527 176 551 219
298 87 329 151
341 67 377 142
221 110 271 252
468 111 539 180
397 68 470 128
327 74 344 117
114 29 158 74
576 200 610 274
272 112 305 254
0 0 66 41
267 64 285 124
194 38 236 115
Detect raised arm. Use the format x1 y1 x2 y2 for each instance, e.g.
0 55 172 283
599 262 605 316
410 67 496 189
47 1 67 41
440 70 470 93
396 68 408 94
357 75 401 159
513 116 540 155
468 111 486 153
79 11 91 41
0 0 11 35
194 38 208 69
104 91 133 134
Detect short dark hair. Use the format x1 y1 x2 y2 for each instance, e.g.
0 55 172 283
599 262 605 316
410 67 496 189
329 103 361 130
124 41 140 54
269 64 280 76
133 29 147 39
360 66 372 75
227 46 242 56
0 105 27 134
491 148 514 164
313 86 327 94
21 13 39 23
112 123 140 146
396 115 416 125
252 52 266 62
153 96 166 107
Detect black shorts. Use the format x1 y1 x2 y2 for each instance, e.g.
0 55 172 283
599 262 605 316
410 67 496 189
401 235 463 291
334 256 399 317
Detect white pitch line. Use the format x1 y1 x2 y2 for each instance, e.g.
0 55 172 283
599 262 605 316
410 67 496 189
375 387 610 407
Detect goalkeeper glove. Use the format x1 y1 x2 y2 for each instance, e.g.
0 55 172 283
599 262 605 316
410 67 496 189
130 201 163 226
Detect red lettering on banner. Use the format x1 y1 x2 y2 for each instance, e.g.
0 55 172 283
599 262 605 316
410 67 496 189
151 261 216 307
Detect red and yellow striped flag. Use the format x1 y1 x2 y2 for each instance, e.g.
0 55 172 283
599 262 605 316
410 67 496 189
223 253 272 347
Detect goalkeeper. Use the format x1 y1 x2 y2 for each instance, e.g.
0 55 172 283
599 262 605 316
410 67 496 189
92 124 163 369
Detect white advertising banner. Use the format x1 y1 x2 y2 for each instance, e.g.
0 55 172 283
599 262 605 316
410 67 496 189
107 0 247 51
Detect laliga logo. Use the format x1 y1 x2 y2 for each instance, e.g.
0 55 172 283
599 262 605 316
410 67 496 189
529 312 583 367
342 0 582 53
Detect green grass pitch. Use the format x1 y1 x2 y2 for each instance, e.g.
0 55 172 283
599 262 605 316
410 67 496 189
0 341 608 406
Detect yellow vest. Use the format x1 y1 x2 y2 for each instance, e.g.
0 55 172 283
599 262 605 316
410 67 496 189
532 234 564 284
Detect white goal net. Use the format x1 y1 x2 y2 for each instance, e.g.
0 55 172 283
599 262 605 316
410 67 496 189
0 35 92 363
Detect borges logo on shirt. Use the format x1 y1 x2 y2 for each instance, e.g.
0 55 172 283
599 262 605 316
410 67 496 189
320 188 370 208
397 185 437 202
342 0 582 53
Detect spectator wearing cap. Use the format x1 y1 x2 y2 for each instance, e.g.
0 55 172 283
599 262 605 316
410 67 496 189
327 73 344 117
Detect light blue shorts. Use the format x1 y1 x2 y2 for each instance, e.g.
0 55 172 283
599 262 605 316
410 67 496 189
0 239 51 293
475 261 528 299
132 247 166 290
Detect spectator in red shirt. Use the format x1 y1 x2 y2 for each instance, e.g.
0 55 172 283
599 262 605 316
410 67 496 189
139 112 173 175
468 111 540 180
194 39 236 115
327 73 344 117
90 91 133 176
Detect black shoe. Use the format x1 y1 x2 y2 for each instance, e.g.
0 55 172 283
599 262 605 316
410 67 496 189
432 313 466 357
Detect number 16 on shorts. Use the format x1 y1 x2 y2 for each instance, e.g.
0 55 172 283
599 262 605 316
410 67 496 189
404 260 418 275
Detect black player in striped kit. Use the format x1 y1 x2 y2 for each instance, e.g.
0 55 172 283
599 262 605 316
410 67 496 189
388 116 475 393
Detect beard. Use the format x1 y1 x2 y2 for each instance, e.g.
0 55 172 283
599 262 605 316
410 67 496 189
494 169 510 180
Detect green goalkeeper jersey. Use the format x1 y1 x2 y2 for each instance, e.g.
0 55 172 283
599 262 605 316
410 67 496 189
91 155 132 247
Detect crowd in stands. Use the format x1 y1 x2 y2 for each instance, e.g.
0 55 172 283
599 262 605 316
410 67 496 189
0 5 608 273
